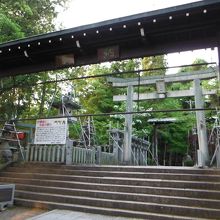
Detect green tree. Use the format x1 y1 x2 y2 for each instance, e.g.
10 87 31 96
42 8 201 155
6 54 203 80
0 0 69 120
142 55 167 76
0 11 24 42
0 0 68 42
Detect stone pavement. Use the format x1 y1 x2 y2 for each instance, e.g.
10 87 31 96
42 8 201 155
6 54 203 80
0 207 137 220
0 207 46 220
27 209 137 220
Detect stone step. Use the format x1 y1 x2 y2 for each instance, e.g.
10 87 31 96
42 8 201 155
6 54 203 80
1 163 220 219
15 184 220 209
2 177 220 200
6 167 220 182
15 198 207 220
1 172 220 190
15 190 220 219
1 176 220 196
15 162 220 175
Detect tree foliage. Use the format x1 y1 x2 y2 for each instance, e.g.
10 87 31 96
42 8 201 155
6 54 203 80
0 0 68 43
0 0 69 120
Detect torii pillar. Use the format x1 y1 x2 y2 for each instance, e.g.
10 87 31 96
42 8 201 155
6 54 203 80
194 79 209 166
123 85 133 164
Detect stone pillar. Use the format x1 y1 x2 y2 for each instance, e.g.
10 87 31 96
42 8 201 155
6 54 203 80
216 130 220 167
65 139 73 165
123 85 133 164
194 79 209 166
145 149 148 165
154 124 159 165
140 147 143 165
112 130 120 164
96 146 101 165
217 145 220 168
137 147 140 165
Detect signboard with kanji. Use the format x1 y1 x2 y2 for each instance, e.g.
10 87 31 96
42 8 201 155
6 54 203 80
34 118 67 145
97 45 119 62
55 54 75 67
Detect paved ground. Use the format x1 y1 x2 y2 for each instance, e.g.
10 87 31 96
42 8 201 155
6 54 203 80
0 206 46 220
0 207 137 220
28 209 136 220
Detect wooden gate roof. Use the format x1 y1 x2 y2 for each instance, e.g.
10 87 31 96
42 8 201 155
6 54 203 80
0 0 220 77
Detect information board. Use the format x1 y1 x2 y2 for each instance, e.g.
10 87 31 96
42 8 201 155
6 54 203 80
34 118 67 145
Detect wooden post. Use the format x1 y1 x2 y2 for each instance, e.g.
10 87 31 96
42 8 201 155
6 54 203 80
123 85 133 164
194 79 209 166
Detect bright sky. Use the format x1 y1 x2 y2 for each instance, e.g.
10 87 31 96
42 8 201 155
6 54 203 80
56 0 219 73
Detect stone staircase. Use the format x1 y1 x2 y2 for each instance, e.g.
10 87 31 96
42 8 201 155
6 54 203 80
0 162 220 219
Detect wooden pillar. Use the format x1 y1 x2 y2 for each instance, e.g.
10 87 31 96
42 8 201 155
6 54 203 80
123 85 133 164
194 79 209 166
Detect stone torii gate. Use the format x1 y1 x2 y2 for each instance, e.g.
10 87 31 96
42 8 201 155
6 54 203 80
108 67 218 166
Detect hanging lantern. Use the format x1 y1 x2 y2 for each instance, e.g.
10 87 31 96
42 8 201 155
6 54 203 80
17 132 25 140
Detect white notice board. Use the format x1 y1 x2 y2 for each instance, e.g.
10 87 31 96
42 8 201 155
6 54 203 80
34 118 67 145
